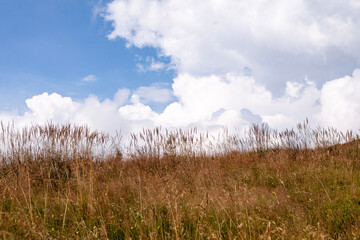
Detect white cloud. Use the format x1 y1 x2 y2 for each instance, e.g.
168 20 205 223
0 92 154 136
118 94 159 122
149 60 165 71
104 0 360 90
113 88 131 106
286 82 304 98
100 0 360 132
136 56 171 72
82 74 97 82
318 69 360 131
134 85 172 103
157 73 321 130
2 0 360 138
1 68 360 138
350 0 360 8
23 92 79 124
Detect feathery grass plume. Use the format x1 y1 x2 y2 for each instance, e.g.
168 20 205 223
0 121 359 239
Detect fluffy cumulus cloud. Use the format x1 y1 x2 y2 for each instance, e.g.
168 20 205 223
158 73 321 130
105 0 360 90
101 0 360 132
1 92 153 136
1 69 359 135
319 69 360 131
1 0 360 135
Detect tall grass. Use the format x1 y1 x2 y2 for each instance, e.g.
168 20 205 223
0 121 359 239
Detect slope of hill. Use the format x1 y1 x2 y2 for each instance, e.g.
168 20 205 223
0 123 359 239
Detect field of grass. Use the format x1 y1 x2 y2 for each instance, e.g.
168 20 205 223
0 122 360 239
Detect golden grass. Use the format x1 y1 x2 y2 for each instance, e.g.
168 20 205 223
0 121 359 239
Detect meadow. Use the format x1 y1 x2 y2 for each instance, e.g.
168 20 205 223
0 121 359 239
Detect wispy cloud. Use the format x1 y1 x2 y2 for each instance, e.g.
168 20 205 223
91 0 106 24
82 74 97 83
136 56 174 72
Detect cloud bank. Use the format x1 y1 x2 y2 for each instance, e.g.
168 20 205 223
2 0 360 135
2 70 360 134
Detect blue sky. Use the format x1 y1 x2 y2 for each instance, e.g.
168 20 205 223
0 0 360 134
0 0 175 112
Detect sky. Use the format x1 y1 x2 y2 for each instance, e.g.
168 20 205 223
0 0 360 136
0 0 175 112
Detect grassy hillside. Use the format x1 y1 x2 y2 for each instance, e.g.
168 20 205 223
0 123 359 239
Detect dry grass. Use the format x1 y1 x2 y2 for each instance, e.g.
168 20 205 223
0 121 360 239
